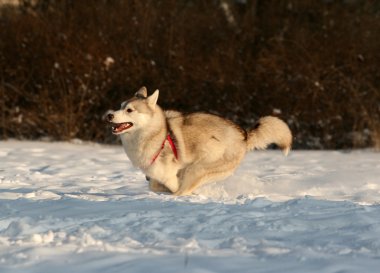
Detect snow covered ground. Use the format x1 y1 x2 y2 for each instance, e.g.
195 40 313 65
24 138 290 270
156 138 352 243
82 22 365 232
0 140 380 272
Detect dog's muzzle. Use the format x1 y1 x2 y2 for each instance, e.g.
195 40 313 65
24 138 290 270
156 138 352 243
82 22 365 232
111 122 133 134
106 113 133 134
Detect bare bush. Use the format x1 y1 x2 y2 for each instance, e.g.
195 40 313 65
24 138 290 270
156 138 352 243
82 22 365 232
0 0 379 148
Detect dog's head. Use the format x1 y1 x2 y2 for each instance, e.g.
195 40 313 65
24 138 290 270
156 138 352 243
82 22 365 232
106 86 159 135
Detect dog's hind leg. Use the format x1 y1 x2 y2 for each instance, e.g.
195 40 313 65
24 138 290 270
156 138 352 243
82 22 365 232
174 157 242 196
149 179 172 193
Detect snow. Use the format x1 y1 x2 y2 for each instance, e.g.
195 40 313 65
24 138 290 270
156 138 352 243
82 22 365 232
0 140 380 272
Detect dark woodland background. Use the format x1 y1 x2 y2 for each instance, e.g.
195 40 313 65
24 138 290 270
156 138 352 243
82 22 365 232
1 0 379 149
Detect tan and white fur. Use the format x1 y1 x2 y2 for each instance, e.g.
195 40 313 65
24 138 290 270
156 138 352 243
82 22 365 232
106 87 292 196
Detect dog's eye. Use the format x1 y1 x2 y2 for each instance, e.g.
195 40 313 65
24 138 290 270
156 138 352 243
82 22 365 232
126 108 133 113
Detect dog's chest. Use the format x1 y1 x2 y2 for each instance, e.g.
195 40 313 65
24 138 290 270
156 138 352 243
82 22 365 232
121 138 140 165
120 135 154 168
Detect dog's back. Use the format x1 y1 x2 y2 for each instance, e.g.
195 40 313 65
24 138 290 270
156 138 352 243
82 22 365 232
166 111 247 163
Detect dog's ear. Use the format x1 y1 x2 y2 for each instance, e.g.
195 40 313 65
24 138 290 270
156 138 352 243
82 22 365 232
147 89 159 109
135 86 147 98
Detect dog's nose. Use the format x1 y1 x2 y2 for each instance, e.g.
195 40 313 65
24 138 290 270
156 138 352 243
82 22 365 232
107 113 114 122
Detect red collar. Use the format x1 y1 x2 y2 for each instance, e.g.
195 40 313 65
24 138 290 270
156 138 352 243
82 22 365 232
150 134 178 164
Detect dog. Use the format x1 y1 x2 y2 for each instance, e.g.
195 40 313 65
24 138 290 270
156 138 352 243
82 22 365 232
106 87 292 196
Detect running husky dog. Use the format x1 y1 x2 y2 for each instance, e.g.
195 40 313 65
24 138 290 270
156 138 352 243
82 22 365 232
106 87 292 196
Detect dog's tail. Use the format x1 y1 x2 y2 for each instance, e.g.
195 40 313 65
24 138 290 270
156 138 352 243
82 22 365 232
246 116 292 156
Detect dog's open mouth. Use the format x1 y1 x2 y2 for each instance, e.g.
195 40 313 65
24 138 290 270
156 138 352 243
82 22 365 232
111 122 133 134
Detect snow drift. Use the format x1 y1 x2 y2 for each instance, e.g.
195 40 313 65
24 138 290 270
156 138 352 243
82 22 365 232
0 140 379 273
